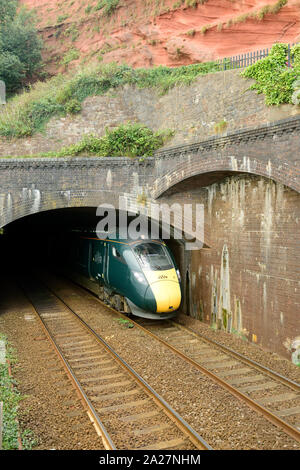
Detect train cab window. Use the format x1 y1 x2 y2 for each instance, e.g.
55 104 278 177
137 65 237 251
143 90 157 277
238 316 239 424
133 243 173 271
91 243 102 264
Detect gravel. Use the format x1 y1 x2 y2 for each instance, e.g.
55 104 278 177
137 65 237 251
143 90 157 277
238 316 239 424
0 275 105 450
43 273 300 450
175 313 300 384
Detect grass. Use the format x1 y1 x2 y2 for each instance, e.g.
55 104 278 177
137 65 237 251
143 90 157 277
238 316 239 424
186 29 196 36
57 14 69 24
0 61 221 139
116 318 134 328
0 334 37 449
202 0 288 34
185 0 209 6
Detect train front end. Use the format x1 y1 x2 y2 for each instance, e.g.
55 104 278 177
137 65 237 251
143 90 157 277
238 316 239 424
127 241 181 320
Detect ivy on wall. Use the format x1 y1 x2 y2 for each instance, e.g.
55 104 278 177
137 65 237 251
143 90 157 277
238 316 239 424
241 43 300 106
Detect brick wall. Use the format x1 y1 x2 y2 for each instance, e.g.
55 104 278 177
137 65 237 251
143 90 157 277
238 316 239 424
0 158 153 227
162 174 300 362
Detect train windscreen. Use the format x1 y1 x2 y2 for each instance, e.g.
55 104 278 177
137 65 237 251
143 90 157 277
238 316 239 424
133 243 173 271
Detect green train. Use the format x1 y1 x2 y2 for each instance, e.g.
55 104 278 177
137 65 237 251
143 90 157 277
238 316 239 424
67 230 182 319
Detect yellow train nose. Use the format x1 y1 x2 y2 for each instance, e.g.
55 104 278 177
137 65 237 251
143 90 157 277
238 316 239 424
150 280 181 313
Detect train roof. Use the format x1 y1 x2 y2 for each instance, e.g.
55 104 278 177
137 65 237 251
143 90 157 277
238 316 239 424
70 228 165 246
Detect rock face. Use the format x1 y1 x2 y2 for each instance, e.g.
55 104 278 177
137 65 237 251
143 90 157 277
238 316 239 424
20 0 300 73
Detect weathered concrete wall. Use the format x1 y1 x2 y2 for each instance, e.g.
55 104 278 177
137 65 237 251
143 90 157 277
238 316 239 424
161 174 300 363
1 69 300 156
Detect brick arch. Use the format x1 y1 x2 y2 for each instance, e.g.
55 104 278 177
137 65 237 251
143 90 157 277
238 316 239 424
0 189 124 229
151 155 300 199
0 156 154 229
1 189 208 250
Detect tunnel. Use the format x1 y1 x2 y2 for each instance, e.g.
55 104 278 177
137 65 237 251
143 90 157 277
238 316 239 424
0 206 190 317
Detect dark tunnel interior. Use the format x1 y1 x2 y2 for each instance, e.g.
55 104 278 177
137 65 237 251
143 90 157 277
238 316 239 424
0 207 184 276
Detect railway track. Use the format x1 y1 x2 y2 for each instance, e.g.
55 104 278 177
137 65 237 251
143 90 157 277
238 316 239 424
133 319 300 443
55 275 300 445
21 279 212 451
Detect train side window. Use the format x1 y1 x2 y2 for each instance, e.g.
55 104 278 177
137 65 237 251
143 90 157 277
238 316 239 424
94 251 102 264
92 244 102 264
112 246 122 261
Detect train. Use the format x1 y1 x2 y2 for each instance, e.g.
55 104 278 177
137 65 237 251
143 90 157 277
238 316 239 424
65 230 182 319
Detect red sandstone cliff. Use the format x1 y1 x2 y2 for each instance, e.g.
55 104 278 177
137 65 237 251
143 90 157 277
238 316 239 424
20 0 300 74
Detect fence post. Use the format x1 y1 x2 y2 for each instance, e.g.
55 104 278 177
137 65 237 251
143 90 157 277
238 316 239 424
216 42 299 71
0 81 6 106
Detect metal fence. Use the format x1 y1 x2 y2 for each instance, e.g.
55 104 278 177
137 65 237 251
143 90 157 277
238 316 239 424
216 42 297 70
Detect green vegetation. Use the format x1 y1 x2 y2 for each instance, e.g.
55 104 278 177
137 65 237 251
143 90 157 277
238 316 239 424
60 48 80 66
0 334 37 449
241 43 300 105
0 61 221 138
231 0 287 24
256 0 288 19
56 14 69 23
96 0 119 16
185 0 208 7
64 24 80 42
64 98 82 114
31 122 174 159
85 5 93 14
0 0 43 93
116 318 134 328
204 0 288 34
200 24 212 35
214 119 227 133
186 29 196 37
291 79 300 105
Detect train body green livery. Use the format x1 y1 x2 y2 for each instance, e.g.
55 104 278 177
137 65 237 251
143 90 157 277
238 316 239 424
67 231 182 320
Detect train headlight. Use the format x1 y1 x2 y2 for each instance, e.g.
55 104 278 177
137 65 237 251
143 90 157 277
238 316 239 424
176 269 181 282
133 271 147 284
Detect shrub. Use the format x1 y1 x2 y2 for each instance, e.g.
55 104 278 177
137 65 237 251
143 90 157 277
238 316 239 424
64 98 82 114
28 98 65 129
291 79 300 105
241 43 300 105
39 122 174 159
98 122 173 157
96 0 119 16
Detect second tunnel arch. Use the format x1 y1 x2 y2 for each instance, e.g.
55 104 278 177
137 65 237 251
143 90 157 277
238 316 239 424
151 155 300 200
